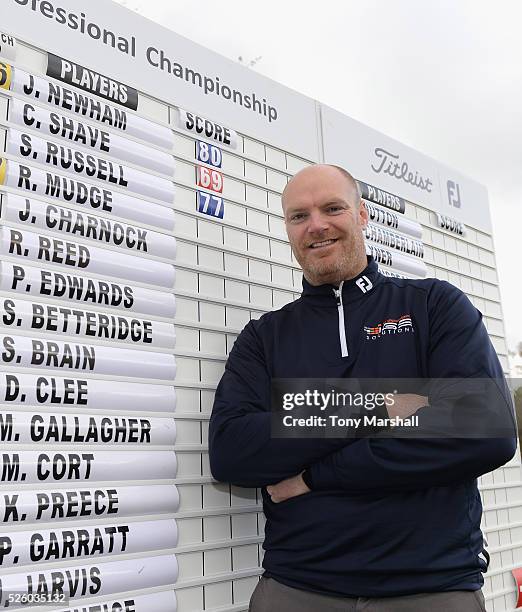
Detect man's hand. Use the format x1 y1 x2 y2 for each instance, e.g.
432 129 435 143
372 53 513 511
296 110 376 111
386 393 428 419
266 473 311 503
265 395 427 503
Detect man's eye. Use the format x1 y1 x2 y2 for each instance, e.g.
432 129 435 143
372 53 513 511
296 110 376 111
328 206 343 212
291 213 306 221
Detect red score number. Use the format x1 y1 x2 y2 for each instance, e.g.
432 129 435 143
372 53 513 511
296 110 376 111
197 165 223 194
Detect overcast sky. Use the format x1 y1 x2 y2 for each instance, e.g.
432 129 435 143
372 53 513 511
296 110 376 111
116 0 522 351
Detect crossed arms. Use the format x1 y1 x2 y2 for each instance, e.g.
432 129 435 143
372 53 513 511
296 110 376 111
209 283 516 495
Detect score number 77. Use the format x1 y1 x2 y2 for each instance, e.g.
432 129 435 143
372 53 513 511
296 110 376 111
196 190 224 219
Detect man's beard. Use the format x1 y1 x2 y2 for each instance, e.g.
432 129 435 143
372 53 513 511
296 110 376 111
303 253 351 285
293 235 366 286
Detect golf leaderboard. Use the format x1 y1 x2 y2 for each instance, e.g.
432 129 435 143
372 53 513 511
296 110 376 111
0 1 520 611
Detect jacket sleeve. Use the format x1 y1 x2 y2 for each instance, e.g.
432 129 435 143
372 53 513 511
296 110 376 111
305 281 517 492
208 319 357 487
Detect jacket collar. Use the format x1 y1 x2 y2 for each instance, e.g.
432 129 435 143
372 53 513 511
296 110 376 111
301 256 382 304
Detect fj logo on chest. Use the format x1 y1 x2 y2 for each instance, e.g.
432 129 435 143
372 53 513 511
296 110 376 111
364 314 414 340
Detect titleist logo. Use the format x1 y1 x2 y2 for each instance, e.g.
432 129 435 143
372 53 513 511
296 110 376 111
371 148 433 193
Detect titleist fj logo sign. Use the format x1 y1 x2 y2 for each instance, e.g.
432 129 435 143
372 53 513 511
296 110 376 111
371 147 433 193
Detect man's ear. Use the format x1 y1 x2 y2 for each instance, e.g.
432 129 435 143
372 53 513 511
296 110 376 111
359 200 369 228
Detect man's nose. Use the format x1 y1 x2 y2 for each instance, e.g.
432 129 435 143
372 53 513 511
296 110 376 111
306 212 329 234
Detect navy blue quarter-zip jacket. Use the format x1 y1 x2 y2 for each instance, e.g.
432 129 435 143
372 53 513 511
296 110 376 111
209 256 516 597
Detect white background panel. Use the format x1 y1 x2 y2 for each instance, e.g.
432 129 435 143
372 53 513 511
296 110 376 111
175 586 203 611
285 155 309 174
173 132 194 157
198 220 222 246
243 138 264 161
220 175 244 202
268 191 282 212
204 581 232 608
266 168 287 191
230 576 261 607
265 146 285 169
175 421 200 444
174 159 195 185
222 150 244 175
244 160 265 184
0 32 16 62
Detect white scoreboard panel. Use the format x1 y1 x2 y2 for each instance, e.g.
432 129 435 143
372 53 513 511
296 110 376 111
0 2 520 611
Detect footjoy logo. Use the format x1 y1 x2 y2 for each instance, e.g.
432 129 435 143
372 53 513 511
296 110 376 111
364 314 414 340
356 276 373 293
447 180 462 208
371 148 433 193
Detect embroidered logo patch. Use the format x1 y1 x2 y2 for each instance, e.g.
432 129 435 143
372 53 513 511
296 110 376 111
364 314 414 339
356 275 373 293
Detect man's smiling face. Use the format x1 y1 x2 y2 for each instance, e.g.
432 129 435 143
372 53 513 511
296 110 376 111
282 165 369 286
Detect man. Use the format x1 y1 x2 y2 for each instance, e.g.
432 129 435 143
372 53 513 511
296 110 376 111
209 164 516 611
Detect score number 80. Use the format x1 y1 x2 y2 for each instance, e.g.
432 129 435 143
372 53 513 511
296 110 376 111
195 140 222 168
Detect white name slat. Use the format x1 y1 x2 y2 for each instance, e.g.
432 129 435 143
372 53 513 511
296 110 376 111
0 296 176 348
366 243 427 277
6 127 175 204
10 65 175 150
0 484 179 525
0 518 178 568
0 333 177 380
0 450 177 485
8 97 175 176
0 554 178 608
0 262 177 318
0 372 176 412
0 412 176 446
2 193 177 260
364 199 422 238
0 159 175 231
0 225 176 289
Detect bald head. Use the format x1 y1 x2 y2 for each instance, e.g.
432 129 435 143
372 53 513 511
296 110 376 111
282 164 361 213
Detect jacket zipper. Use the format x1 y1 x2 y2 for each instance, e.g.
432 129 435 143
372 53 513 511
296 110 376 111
333 281 349 357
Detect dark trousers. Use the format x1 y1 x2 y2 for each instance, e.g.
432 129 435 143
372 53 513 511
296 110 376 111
249 577 487 612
